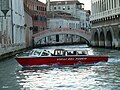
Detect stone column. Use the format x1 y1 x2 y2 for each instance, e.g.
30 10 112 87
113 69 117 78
46 0 50 11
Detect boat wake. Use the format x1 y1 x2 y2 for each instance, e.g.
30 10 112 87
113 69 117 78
20 63 107 70
108 57 120 63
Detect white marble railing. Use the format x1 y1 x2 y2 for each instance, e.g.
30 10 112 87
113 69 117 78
90 8 120 21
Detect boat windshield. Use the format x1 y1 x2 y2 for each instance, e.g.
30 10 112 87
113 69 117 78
29 49 42 56
41 50 51 56
29 49 51 57
41 52 49 56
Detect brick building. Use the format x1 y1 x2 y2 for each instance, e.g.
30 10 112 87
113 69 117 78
24 0 47 34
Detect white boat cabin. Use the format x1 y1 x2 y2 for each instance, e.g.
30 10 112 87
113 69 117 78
27 49 92 57
53 49 88 56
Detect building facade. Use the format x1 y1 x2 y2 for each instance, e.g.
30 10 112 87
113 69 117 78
90 0 120 48
24 0 47 34
37 0 90 45
47 0 90 30
47 11 80 29
24 1 33 48
41 11 82 44
0 0 26 55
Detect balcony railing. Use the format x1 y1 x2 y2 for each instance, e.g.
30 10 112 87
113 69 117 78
90 7 120 21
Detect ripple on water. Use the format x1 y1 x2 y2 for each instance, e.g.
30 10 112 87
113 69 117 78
1 45 120 90
15 61 120 90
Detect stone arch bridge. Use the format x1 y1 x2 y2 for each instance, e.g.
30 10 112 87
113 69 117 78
33 28 91 46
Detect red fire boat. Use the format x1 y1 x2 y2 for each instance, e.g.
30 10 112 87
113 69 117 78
15 48 108 67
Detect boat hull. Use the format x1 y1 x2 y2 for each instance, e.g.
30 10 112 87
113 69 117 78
16 56 108 67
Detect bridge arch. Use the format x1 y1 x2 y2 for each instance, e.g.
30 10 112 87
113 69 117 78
35 34 89 45
33 28 91 46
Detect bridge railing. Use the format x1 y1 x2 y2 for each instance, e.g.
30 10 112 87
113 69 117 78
33 28 91 37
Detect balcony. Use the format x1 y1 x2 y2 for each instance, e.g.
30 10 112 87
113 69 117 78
90 7 120 21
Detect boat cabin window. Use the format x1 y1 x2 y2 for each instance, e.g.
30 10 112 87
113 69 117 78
41 50 51 56
67 51 79 55
78 50 88 55
33 51 41 55
67 50 88 55
29 50 34 55
29 49 41 56
41 52 49 56
54 49 65 56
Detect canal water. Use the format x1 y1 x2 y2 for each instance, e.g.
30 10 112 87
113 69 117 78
0 45 120 90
